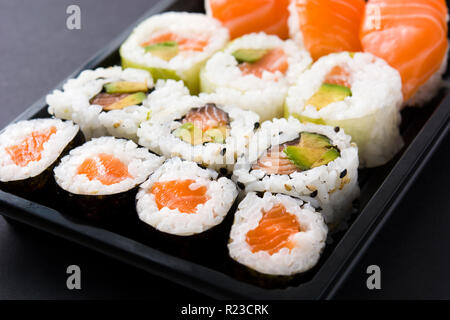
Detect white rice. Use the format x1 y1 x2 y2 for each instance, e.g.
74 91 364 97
136 158 238 236
228 192 327 276
200 32 312 121
0 119 79 182
54 137 163 195
138 80 260 171
233 117 359 227
46 66 153 140
120 12 229 93
285 52 404 168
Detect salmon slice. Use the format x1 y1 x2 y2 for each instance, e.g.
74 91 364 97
208 0 290 39
246 204 301 255
77 153 132 186
182 104 229 132
324 66 351 87
239 48 289 78
252 139 300 175
291 0 365 60
90 93 131 108
151 179 209 214
6 126 57 167
360 0 448 101
140 32 208 52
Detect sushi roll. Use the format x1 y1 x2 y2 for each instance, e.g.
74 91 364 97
288 0 365 60
120 12 229 94
199 32 312 121
228 192 327 276
206 0 291 39
138 80 260 172
136 158 238 236
284 52 404 168
46 66 153 140
53 137 163 220
0 119 82 195
360 0 449 106
233 117 359 228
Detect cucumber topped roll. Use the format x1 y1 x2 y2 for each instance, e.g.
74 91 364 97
46 66 153 140
284 52 404 167
138 80 259 173
120 12 229 94
233 117 359 229
200 32 312 121
0 119 82 195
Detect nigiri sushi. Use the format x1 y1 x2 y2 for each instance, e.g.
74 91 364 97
288 0 366 60
205 0 291 40
360 0 449 106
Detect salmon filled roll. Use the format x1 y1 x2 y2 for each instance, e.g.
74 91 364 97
233 117 359 228
47 66 154 140
360 0 449 106
53 137 163 220
120 12 229 94
200 32 312 121
136 158 238 236
228 192 327 276
0 119 82 194
284 52 403 168
138 80 260 172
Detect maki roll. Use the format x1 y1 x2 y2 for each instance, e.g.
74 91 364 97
136 158 238 236
120 12 229 94
0 119 81 195
228 192 327 276
233 117 359 228
46 66 153 140
53 137 163 220
200 32 312 121
138 81 260 172
284 52 404 168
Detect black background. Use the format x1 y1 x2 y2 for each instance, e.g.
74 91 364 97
0 0 449 299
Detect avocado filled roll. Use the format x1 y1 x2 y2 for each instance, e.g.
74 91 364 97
120 12 229 94
0 119 82 195
233 117 359 228
53 137 163 220
200 32 312 121
284 52 404 167
138 81 260 172
47 66 153 140
136 157 238 236
228 192 327 276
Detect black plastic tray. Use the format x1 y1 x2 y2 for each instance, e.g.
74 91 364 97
1 0 449 299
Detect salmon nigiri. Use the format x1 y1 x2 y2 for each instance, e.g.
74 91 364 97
206 0 291 39
360 0 448 104
288 0 366 60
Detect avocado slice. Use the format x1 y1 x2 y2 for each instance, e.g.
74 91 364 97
103 92 146 111
144 41 179 61
104 81 148 94
232 48 269 64
204 125 228 144
283 132 340 170
306 83 352 110
173 122 203 145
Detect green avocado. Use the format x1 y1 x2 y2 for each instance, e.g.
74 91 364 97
306 83 352 110
173 122 203 145
144 41 179 61
103 92 146 111
283 132 340 170
204 126 228 144
232 48 269 63
104 81 148 94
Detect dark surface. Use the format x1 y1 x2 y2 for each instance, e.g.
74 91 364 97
0 0 449 300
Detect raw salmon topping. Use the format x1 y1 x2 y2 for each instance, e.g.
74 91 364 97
141 32 209 52
182 104 229 132
77 153 132 186
239 48 289 78
252 139 300 175
90 93 131 108
6 126 57 167
151 179 209 214
246 204 302 255
324 66 351 87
